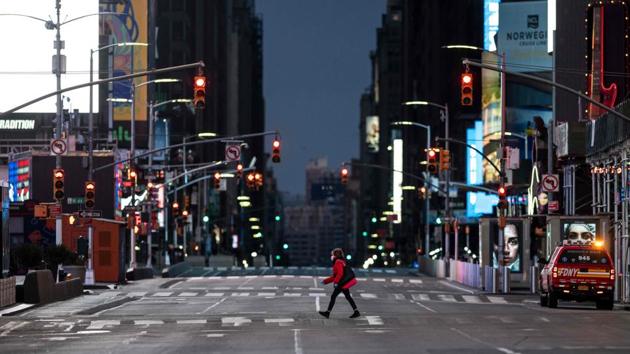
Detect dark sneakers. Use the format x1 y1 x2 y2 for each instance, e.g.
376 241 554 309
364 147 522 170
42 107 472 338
318 311 330 318
349 310 360 318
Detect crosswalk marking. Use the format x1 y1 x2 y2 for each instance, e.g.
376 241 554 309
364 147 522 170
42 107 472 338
487 296 508 304
178 292 198 297
462 295 482 303
205 293 224 297
283 293 301 297
226 276 240 280
87 320 120 330
360 293 377 299
385 270 396 274
309 293 325 297
262 286 278 290
365 316 384 325
206 333 225 338
237 287 254 290
264 318 294 324
152 292 172 297
437 294 456 302
128 291 147 297
391 279 403 283
222 317 251 327
177 320 207 324
409 279 423 284
372 278 386 282
394 293 405 300
213 287 231 290
281 275 295 278
231 292 250 297
411 294 430 301
134 320 163 326
262 275 277 278
257 292 276 297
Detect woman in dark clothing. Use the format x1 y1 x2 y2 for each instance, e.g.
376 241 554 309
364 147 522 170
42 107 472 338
318 248 360 318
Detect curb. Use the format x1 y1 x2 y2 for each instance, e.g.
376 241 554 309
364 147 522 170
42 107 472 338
0 303 37 317
613 303 630 311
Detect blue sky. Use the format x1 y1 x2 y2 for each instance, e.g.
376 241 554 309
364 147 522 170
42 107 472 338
257 0 385 195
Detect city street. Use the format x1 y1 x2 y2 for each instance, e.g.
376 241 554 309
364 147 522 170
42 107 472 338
2 270 630 353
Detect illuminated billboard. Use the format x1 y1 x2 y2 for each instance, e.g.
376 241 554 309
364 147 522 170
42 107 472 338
466 121 499 218
100 0 149 122
0 1 99 113
8 159 30 202
365 115 380 153
392 139 403 224
484 0 501 51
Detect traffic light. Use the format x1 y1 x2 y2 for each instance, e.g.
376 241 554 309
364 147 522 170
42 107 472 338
246 172 255 189
418 186 427 199
236 163 243 179
497 185 508 211
213 172 221 189
84 181 96 209
254 172 263 190
426 149 438 174
128 168 137 185
340 167 349 184
193 75 206 109
272 138 281 163
172 202 180 217
53 168 65 200
461 72 473 106
439 149 451 172
275 214 281 222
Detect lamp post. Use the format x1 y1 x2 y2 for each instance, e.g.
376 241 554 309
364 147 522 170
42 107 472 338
402 101 449 261
391 120 431 259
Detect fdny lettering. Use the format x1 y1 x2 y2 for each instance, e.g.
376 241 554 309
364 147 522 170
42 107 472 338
558 268 578 277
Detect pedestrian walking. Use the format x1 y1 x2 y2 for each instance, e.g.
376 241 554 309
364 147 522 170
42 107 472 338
318 248 360 318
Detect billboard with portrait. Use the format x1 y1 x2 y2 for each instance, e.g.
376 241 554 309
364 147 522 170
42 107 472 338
365 116 380 153
561 220 598 245
489 220 523 273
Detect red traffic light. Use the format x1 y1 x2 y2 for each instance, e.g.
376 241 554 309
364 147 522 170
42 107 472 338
498 186 506 196
272 138 281 163
172 202 179 209
341 168 349 176
54 170 64 179
461 73 472 84
193 75 207 109
194 76 206 88
461 72 473 106
428 150 436 158
272 139 280 149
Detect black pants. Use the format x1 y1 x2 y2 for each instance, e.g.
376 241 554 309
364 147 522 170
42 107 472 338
326 286 357 312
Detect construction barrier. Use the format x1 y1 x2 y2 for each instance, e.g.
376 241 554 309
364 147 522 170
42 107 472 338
448 260 482 289
0 276 16 308
418 257 446 278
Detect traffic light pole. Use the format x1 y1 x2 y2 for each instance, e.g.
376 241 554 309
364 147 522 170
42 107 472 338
54 0 63 247
444 104 450 263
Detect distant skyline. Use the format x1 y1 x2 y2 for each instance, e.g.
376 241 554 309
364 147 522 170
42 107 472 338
258 0 385 195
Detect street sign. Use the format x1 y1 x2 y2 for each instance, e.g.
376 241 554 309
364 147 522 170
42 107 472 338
48 204 62 217
225 144 241 162
541 174 560 192
34 205 48 218
548 200 559 212
50 139 67 156
79 210 102 218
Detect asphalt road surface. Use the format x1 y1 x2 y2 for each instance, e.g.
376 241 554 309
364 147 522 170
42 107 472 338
2 268 630 353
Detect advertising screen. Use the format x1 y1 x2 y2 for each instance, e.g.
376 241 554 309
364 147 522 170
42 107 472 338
561 220 598 245
489 220 523 273
0 1 99 113
365 115 380 153
8 159 31 203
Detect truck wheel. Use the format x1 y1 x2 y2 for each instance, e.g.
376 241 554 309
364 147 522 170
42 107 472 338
540 293 548 307
548 292 558 308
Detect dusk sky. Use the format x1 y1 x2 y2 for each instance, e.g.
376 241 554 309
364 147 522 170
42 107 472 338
258 0 385 195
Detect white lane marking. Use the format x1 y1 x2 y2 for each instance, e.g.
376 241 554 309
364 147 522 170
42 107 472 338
206 333 225 338
293 329 303 354
237 287 254 290
262 275 277 278
257 292 276 297
487 296 508 304
189 277 203 280
299 276 312 279
152 292 173 297
244 275 257 279
178 292 198 297
438 280 475 294
438 294 456 302
391 279 403 283
0 321 29 336
360 293 377 299
365 316 383 325
177 319 207 324
264 318 294 324
231 292 250 297
497 348 521 354
281 275 295 278
309 293 325 297
409 279 423 284
128 292 148 297
356 277 368 281
205 292 225 297
262 286 278 290
313 278 318 288
212 287 231 290
87 320 120 330
411 294 430 301
394 293 405 300
316 296 320 312
198 297 228 315
226 276 240 279
451 327 521 354
221 317 251 327
462 295 482 303
46 337 69 341
283 293 302 297
372 278 386 282
412 300 437 313
537 317 550 323
76 330 111 334
134 320 163 326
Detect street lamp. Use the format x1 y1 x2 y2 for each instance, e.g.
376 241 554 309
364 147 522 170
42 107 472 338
401 100 450 261
183 132 218 184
